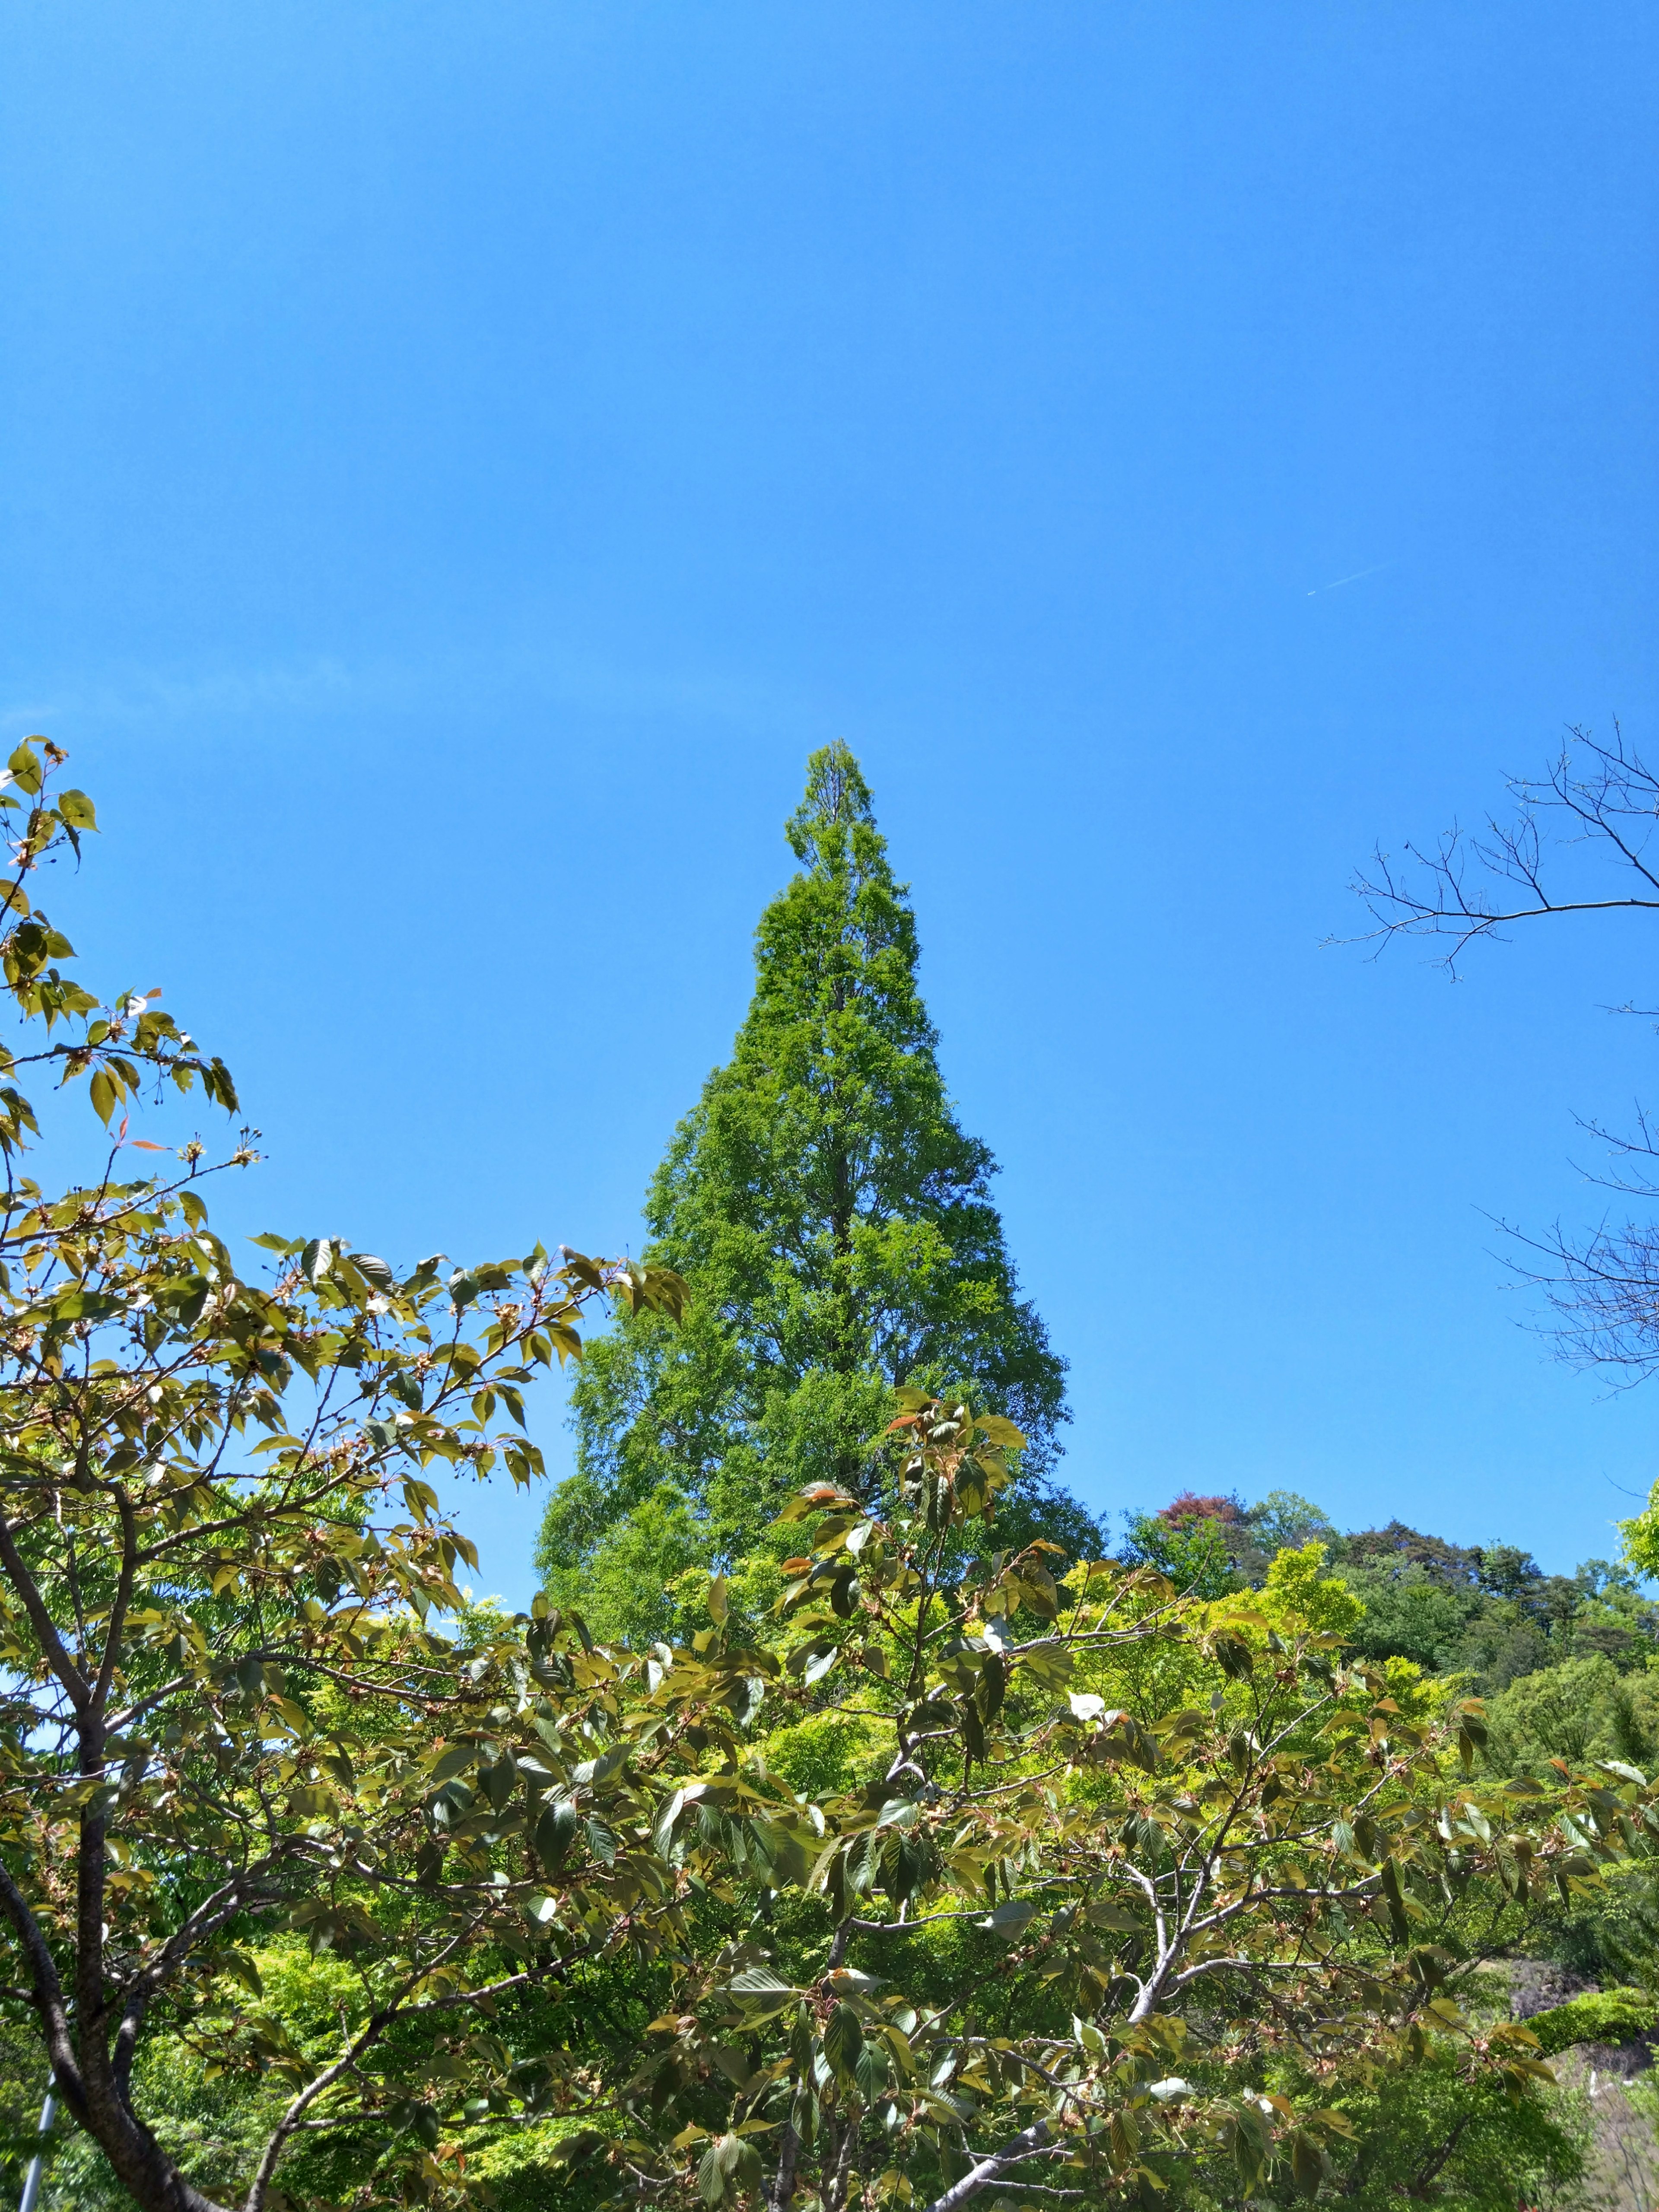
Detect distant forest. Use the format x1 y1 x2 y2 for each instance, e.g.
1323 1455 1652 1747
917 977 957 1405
1128 1486 1659 1773
1130 1487 1652 1678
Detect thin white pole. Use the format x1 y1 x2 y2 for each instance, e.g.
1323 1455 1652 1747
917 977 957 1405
17 2077 54 2212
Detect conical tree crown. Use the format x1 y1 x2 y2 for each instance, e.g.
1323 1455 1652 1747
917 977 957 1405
537 744 1080 1641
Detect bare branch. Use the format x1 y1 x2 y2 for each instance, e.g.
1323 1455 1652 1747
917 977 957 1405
1342 724 1659 974
919 2121 1055 2212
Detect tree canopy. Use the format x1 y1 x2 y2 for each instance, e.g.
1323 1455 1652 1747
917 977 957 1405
8 740 1658 2212
538 743 1085 1644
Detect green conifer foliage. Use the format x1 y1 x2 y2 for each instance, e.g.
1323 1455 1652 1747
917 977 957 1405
537 744 1084 1635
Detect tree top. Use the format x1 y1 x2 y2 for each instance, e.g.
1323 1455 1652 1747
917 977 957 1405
785 739 879 869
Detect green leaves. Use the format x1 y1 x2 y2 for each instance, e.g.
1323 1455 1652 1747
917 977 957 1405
481 1745 518 1811
697 2132 763 2206
0 746 712 2212
799 1642 840 1686
0 745 1647 2212
823 2003 864 2086
979 1898 1037 1940
975 1413 1026 1449
721 1968 800 2023
1209 1631 1255 1679
5 739 43 795
535 1796 580 1865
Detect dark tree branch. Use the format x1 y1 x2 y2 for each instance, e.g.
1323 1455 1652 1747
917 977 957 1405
1342 724 1659 975
1347 723 1659 1383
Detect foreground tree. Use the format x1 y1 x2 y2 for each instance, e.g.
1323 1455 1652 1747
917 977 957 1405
577 1398 1641 2212
539 743 1083 1640
0 743 704 2210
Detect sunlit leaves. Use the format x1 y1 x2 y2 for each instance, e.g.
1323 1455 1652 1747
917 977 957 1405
0 753 708 2212
0 749 1644 2212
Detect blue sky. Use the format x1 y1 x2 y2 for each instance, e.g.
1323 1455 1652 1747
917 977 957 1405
3 3 1658 1605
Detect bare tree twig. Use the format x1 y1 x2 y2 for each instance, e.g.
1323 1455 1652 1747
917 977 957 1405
1340 724 1659 974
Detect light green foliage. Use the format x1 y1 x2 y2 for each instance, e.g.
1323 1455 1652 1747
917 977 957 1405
1330 1528 1657 1691
1116 1491 1659 1697
1140 2044 1588 2212
12 737 1655 2212
1620 1484 1659 1579
1217 1492 1338 1586
21 1936 625 2211
1261 1540 1366 1640
1523 1985 1659 2056
1484 1656 1659 1776
25 1945 365 2209
760 1709 885 1801
1121 1507 1236 1598
1247 1489 1338 1556
560 1479 710 1652
539 743 1084 1641
581 1393 1623 2212
1336 1553 1503 1676
1315 2050 1587 2211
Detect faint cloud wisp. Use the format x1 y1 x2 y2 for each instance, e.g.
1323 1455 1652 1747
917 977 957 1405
1306 560 1396 598
0 635 833 750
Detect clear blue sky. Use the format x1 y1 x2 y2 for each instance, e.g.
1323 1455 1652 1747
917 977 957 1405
3 4 1657 1605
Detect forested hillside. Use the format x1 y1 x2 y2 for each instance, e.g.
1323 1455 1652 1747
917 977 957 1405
1128 1487 1659 1695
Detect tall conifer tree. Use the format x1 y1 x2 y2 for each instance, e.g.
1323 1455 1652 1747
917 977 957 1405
537 744 1088 1636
